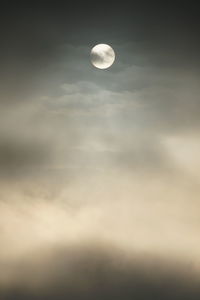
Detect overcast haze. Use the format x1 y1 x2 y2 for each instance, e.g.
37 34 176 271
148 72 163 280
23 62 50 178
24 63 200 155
0 2 200 299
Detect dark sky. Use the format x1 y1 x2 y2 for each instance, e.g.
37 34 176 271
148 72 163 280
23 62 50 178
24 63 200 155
0 2 200 299
0 1 200 102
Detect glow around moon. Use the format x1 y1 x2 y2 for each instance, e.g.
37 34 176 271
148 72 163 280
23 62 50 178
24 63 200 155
90 44 115 69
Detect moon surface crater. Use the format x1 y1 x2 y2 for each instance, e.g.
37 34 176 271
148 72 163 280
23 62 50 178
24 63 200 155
91 44 115 69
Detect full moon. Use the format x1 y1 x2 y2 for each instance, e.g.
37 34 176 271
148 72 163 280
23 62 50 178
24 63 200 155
90 44 115 69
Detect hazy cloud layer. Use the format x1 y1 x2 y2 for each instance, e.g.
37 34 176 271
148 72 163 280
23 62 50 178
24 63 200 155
0 2 200 298
1 244 200 300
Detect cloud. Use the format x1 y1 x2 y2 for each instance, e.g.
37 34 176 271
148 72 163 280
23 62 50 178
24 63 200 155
0 8 200 300
0 138 48 178
0 243 200 300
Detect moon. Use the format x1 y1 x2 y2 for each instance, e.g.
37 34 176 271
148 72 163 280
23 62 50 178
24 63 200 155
90 44 115 69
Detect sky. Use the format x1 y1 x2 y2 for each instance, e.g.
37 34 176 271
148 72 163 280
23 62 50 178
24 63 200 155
0 2 200 299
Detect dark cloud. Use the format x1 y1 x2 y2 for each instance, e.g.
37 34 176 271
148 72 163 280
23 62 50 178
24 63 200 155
0 244 200 300
0 138 48 178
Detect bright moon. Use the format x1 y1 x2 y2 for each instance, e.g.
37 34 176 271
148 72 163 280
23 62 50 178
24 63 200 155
91 44 115 69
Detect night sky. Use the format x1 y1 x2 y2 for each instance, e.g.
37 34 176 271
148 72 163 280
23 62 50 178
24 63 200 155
0 2 200 299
